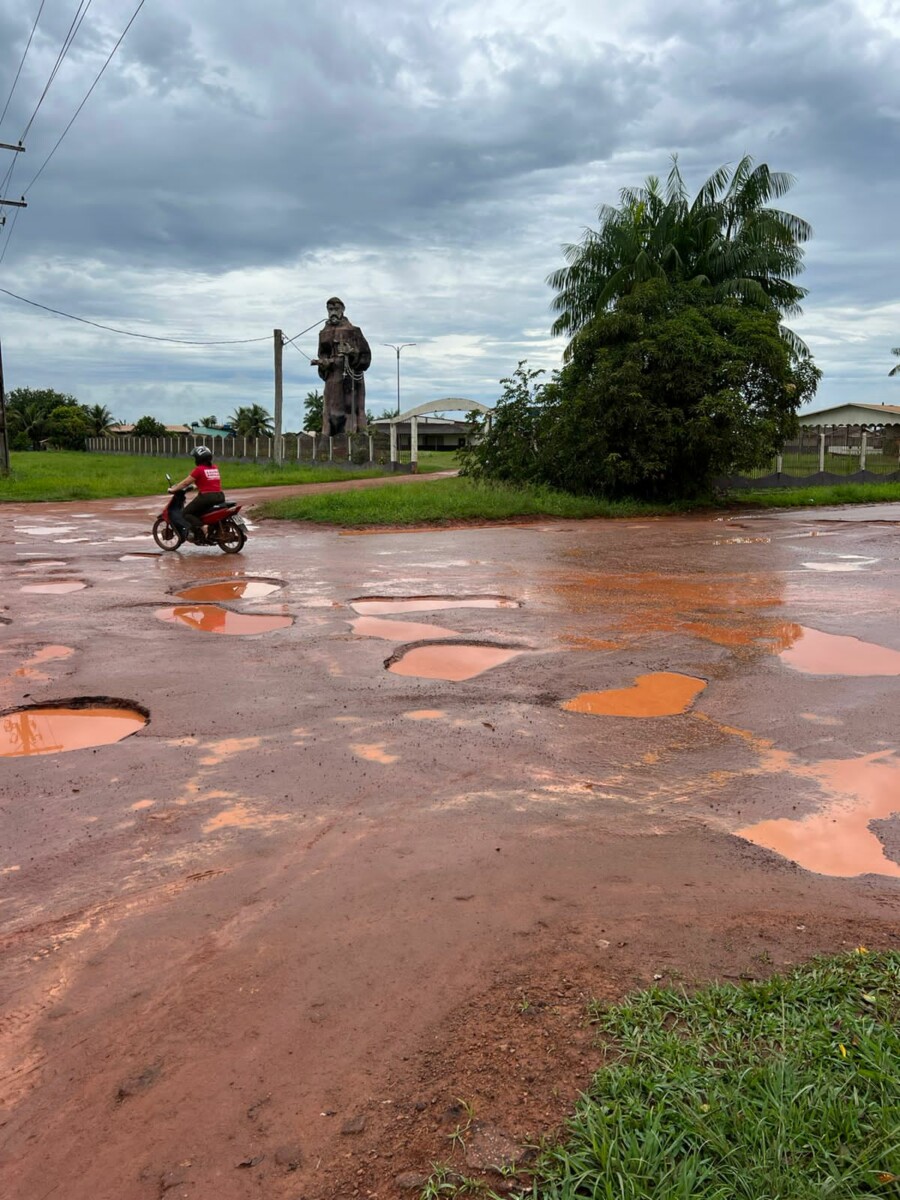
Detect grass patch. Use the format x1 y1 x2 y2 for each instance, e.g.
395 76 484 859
0 451 388 502
257 477 693 526
733 481 900 509
470 951 899 1200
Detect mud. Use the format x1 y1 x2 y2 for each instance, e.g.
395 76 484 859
155 605 293 635
386 640 526 680
1 491 899 1200
563 672 707 717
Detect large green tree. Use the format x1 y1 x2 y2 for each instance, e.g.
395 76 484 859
548 156 811 355
132 415 167 438
84 404 116 436
302 389 323 433
229 404 274 437
463 281 820 502
6 387 82 450
46 405 93 451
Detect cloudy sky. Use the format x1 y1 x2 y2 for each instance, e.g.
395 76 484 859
0 0 898 427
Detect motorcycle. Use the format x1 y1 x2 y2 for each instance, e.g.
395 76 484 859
152 475 248 554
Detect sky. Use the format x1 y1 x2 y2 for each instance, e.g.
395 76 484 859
0 0 898 427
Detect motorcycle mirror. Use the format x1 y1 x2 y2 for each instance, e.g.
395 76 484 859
165 473 172 483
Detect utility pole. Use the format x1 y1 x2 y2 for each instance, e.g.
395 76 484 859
383 342 416 416
273 328 284 466
0 141 26 477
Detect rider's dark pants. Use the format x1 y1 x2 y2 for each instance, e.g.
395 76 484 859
183 491 225 536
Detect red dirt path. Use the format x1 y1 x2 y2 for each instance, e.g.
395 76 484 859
1 494 899 1200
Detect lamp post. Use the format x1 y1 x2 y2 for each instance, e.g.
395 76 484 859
383 342 416 416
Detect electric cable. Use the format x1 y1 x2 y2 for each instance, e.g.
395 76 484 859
0 0 47 131
0 286 273 344
19 0 95 141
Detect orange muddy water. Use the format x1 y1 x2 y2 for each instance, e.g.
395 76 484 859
352 595 519 615
350 615 461 641
0 704 147 757
563 672 707 717
155 605 293 634
387 642 524 680
175 580 282 602
780 626 900 675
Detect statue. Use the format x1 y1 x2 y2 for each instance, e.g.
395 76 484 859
312 297 371 436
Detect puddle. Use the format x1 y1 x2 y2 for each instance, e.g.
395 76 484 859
155 605 293 635
800 555 878 573
120 552 162 561
15 526 77 536
14 646 74 680
403 709 447 720
20 581 87 594
738 751 900 878
387 642 524 681
714 536 772 545
17 560 68 570
175 580 282 602
1 701 147 757
350 616 460 641
780 627 900 676
351 742 399 764
562 672 707 718
352 595 519 615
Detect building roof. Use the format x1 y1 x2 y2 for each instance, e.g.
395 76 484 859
801 402 900 419
108 423 193 434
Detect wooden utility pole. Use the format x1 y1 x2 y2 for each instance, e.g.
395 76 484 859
0 141 25 477
273 328 284 465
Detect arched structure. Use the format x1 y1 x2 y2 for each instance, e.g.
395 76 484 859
388 398 493 468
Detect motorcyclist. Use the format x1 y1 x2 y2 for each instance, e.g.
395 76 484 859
168 447 225 542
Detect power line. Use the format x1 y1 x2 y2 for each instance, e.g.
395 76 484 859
0 286 273 344
0 0 47 132
24 0 147 195
20 0 95 142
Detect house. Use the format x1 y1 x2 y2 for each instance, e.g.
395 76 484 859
368 415 470 451
107 423 193 435
799 403 900 426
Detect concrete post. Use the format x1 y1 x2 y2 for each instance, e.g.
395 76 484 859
328 437 334 461
860 429 867 471
389 422 398 470
410 416 419 472
368 435 374 463
818 431 826 471
775 453 783 475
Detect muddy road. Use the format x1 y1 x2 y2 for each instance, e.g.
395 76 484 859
2 491 899 1200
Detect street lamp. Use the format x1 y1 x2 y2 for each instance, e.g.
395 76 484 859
383 342 416 415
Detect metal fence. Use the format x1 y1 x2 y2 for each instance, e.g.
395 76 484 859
87 430 394 466
720 423 900 489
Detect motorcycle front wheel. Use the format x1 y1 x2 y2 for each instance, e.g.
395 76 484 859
217 518 246 554
152 516 184 551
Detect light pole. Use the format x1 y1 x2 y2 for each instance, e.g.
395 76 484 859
383 342 416 416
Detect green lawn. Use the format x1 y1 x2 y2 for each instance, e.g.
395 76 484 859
737 481 900 508
423 951 900 1199
0 451 434 502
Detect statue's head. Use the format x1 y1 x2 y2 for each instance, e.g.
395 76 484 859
326 296 345 324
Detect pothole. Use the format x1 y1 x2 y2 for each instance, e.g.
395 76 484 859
175 579 283 602
1 698 148 757
738 752 900 878
351 595 520 615
350 616 460 641
120 552 163 561
386 641 525 681
20 580 88 594
562 672 707 717
155 605 293 635
780 627 900 675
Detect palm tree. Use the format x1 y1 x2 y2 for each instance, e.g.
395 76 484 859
890 348 900 377
229 404 274 437
85 404 116 436
548 156 811 354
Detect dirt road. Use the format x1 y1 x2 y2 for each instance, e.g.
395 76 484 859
2 493 899 1199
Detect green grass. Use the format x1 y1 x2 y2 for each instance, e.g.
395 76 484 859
736 481 900 509
257 476 689 526
424 952 900 1200
0 451 392 501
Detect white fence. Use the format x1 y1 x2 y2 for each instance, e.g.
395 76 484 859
721 423 900 489
87 431 392 466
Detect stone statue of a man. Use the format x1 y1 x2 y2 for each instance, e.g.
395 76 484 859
313 297 372 436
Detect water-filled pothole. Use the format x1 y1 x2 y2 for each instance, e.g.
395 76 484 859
562 672 707 717
155 605 293 634
175 579 282 602
20 580 87 594
352 595 519 615
120 552 162 561
1 699 148 757
351 616 460 641
737 751 900 878
14 646 74 679
386 641 524 681
780 627 900 676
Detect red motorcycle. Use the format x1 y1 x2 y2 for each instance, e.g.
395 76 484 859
152 475 248 553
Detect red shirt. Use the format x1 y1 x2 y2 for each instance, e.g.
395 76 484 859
190 464 222 493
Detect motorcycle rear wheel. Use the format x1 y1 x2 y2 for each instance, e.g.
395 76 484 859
152 516 184 551
217 518 246 554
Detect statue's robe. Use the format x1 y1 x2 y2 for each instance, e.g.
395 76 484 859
317 318 372 436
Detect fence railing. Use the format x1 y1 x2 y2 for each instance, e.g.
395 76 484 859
720 423 900 489
87 431 393 466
